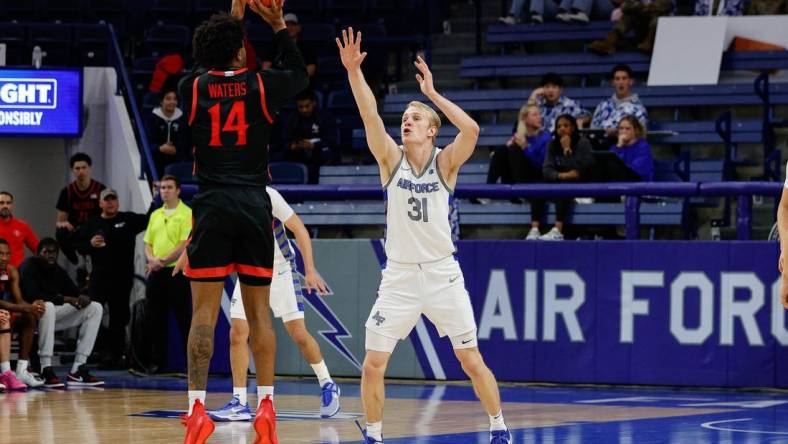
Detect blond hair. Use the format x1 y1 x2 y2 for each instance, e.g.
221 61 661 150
515 104 540 138
406 101 441 138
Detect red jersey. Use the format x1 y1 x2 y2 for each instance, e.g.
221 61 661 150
0 217 39 268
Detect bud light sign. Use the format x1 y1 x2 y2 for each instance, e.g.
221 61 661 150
0 68 82 137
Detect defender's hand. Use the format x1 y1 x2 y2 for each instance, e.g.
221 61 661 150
336 27 367 72
414 55 437 98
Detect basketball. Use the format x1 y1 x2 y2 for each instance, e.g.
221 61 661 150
249 0 284 7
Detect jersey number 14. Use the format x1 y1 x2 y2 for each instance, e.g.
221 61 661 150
407 197 429 222
208 101 249 147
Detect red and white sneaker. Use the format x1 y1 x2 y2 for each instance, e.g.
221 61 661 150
183 399 215 444
253 395 278 444
67 365 104 387
0 370 27 391
41 367 65 389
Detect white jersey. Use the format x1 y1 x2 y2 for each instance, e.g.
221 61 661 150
384 146 455 263
267 186 295 265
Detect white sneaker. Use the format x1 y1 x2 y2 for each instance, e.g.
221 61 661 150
498 15 520 25
16 369 44 388
556 11 572 22
529 13 543 23
568 11 589 22
539 228 564 241
526 227 540 240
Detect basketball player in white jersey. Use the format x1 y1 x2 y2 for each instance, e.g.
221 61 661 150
208 186 340 421
337 28 512 444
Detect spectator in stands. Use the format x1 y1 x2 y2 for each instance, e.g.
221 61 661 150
610 115 654 181
488 105 549 184
56 153 107 265
499 0 554 23
272 89 339 183
20 238 104 387
0 191 39 268
500 0 614 24
540 114 594 240
695 0 743 15
591 64 648 136
143 176 192 374
77 189 152 369
588 0 673 54
145 88 189 179
528 73 587 133
0 238 46 390
263 14 317 79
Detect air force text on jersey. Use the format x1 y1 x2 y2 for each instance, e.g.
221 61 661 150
396 178 440 194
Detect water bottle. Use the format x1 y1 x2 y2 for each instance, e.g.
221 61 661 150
710 219 722 241
32 46 42 69
442 20 451 35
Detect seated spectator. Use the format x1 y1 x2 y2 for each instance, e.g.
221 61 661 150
0 191 39 268
499 0 553 23
591 64 648 137
145 88 189 179
695 0 743 15
0 238 46 390
499 0 615 25
488 104 550 185
272 90 339 184
77 189 152 370
528 73 588 133
588 0 673 54
19 238 104 387
56 153 106 265
539 114 594 240
610 115 654 181
143 176 192 374
263 14 317 80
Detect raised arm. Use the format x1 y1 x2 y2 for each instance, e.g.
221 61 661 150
779 187 788 308
415 57 480 184
283 213 328 295
336 28 399 181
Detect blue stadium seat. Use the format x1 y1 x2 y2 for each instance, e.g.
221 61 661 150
164 162 195 184
27 24 74 66
324 0 370 21
0 0 40 22
282 0 322 22
74 24 111 66
0 23 27 66
39 0 85 22
270 162 309 185
142 24 191 57
486 21 612 46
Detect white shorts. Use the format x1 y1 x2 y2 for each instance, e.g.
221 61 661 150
365 256 477 351
230 260 305 323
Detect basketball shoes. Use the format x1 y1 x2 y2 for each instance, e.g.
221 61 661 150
356 420 383 444
67 365 104 387
490 429 512 443
320 382 341 418
183 399 215 444
208 395 252 422
0 370 26 391
41 367 65 389
16 368 44 388
252 395 277 444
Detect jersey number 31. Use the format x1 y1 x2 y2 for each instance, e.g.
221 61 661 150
407 197 429 222
208 101 249 147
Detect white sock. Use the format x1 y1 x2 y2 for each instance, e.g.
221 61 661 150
310 360 333 387
366 421 383 440
40 357 52 369
257 385 274 409
233 387 248 406
71 355 87 374
0 361 10 373
188 390 207 416
489 410 507 431
16 359 28 374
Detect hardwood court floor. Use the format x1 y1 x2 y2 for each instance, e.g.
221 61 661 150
3 371 788 443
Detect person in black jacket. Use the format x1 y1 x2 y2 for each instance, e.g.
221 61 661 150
77 188 152 369
272 89 338 183
539 114 594 241
19 238 104 387
145 88 190 178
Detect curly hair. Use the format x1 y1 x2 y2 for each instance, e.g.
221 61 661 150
193 12 245 69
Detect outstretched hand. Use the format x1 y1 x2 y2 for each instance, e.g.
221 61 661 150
230 0 245 20
414 55 436 98
336 27 367 72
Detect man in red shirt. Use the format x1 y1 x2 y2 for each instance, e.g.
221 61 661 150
0 192 39 269
55 153 106 264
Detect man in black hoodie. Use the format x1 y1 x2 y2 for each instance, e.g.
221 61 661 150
20 238 104 387
77 188 153 369
145 87 190 178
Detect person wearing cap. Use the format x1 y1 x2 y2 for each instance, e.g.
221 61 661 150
262 13 317 79
526 72 587 133
77 188 154 369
